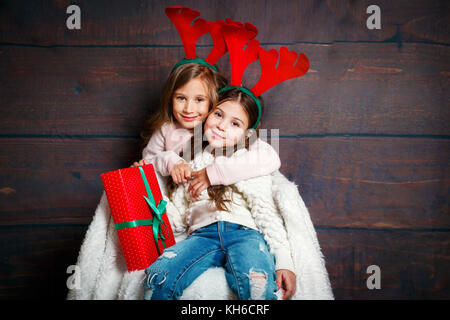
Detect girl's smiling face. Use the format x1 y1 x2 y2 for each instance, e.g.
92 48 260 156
172 77 210 129
204 100 250 148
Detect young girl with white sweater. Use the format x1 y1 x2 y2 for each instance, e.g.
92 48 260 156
142 88 296 300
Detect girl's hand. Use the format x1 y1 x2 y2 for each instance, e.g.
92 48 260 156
188 168 211 198
131 159 147 167
170 161 192 184
275 269 296 300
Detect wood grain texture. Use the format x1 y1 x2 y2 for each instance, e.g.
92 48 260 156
0 0 448 44
0 225 448 299
279 137 450 230
1 43 448 136
0 225 86 299
0 0 448 300
0 137 448 230
318 228 450 299
0 137 140 225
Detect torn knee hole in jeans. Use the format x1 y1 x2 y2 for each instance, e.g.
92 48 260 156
162 250 177 259
145 270 168 287
144 270 167 300
144 271 167 300
259 242 266 252
244 268 268 300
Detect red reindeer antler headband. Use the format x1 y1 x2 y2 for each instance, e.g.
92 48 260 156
165 6 229 72
219 23 310 128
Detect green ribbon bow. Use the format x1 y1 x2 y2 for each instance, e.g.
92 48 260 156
114 166 168 255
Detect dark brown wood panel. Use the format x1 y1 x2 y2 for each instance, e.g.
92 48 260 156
317 228 450 299
259 42 450 136
0 137 140 226
0 225 86 299
279 136 450 230
1 43 448 136
0 0 448 301
0 0 447 45
1 137 448 230
0 225 448 299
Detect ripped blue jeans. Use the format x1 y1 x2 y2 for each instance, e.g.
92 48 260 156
143 221 278 300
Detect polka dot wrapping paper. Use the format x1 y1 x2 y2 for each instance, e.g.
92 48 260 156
101 164 176 271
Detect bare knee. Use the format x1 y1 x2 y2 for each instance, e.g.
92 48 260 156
245 268 270 300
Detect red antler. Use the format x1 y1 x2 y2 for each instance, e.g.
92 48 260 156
205 18 258 66
204 20 226 65
165 7 209 59
221 22 259 86
251 46 309 97
224 18 259 34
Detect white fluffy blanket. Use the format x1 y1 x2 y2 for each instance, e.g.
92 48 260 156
66 170 333 300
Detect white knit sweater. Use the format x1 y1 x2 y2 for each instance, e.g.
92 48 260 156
167 148 295 272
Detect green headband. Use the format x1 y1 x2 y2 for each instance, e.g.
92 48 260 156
172 58 218 73
218 86 262 129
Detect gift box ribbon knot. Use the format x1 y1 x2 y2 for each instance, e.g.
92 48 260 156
114 166 168 255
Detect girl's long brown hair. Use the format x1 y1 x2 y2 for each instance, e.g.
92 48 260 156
140 63 227 150
167 88 265 212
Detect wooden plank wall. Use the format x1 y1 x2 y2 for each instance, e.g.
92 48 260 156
0 0 449 299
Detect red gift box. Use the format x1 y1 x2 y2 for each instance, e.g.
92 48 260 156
101 164 176 271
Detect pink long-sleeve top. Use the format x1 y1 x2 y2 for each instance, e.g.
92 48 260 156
142 122 281 185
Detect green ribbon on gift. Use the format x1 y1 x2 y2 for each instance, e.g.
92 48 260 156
114 166 168 255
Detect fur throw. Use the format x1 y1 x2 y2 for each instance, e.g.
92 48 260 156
66 170 333 300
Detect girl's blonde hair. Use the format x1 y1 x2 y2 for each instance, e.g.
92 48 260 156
140 63 227 149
